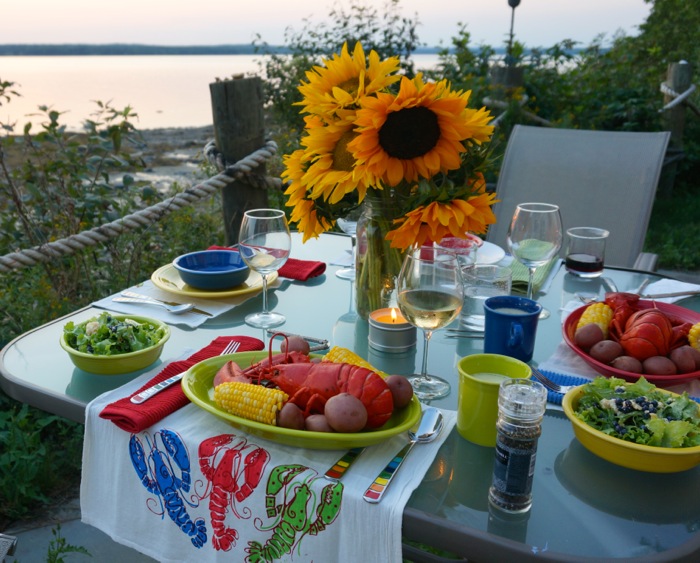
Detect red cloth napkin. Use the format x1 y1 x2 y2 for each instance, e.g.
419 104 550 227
207 246 326 281
99 336 264 433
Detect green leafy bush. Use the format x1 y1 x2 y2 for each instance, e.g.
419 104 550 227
0 394 83 525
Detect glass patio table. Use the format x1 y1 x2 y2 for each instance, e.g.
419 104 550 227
2 232 699 561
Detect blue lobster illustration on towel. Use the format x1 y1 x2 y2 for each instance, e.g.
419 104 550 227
129 429 207 548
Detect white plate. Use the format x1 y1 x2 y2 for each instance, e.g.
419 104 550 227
476 241 506 265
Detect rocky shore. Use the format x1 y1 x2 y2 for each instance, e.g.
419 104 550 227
130 125 216 189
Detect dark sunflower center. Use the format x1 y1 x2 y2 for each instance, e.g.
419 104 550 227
378 106 440 159
332 131 357 171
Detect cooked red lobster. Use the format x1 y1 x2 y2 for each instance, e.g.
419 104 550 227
605 292 692 360
214 344 393 429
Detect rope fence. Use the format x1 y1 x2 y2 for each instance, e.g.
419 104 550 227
2 70 697 274
660 82 700 117
0 140 283 274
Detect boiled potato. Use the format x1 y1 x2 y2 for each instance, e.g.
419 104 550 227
610 355 643 373
574 324 605 352
277 402 305 430
305 414 334 432
324 393 368 433
385 375 413 409
280 335 311 355
669 346 697 374
642 356 678 375
687 346 700 369
589 340 623 364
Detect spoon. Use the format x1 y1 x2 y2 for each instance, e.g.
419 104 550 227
363 407 444 504
112 296 195 314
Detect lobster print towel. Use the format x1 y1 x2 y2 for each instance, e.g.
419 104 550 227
81 364 456 563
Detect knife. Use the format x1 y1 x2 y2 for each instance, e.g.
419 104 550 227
130 369 188 404
324 447 367 481
641 290 700 299
266 330 330 351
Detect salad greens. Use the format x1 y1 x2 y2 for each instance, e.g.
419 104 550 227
575 377 700 449
63 312 166 356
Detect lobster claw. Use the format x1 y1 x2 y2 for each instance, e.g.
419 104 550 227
605 292 639 341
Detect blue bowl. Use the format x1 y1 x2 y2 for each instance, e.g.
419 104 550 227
173 250 250 290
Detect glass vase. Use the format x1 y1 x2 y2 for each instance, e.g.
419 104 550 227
355 191 406 319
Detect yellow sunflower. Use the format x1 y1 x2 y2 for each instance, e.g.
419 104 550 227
349 75 494 186
299 118 375 204
385 191 498 250
281 149 330 242
297 42 401 119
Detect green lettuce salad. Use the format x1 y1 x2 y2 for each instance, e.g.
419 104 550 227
63 312 166 356
575 377 700 449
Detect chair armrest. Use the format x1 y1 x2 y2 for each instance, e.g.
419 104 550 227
0 533 18 559
633 252 659 272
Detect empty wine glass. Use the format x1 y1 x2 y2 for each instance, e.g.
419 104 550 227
238 208 291 328
335 207 362 280
397 246 464 400
506 202 562 319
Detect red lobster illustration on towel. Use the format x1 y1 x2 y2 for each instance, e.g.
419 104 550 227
198 434 270 551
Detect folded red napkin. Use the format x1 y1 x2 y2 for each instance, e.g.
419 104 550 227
99 335 264 433
207 245 326 281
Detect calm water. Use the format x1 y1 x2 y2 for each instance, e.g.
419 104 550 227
0 54 440 131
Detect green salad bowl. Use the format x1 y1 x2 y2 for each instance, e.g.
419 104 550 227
563 385 700 473
60 314 170 375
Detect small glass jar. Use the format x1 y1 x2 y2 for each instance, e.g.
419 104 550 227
488 378 547 513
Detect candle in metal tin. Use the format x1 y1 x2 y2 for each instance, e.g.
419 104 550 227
368 307 417 352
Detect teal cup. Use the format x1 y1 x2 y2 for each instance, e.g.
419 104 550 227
483 296 542 362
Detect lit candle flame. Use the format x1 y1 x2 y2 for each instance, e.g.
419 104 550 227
391 308 397 323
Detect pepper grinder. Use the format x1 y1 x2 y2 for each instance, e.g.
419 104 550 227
488 378 547 513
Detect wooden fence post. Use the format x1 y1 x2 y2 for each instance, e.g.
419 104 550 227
209 76 268 245
659 61 693 194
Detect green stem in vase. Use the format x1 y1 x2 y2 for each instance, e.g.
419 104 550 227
355 190 406 319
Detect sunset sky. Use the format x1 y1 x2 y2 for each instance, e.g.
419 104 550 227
5 0 651 49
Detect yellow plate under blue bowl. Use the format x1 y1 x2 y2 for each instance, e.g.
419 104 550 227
181 351 422 450
562 385 700 473
151 263 278 299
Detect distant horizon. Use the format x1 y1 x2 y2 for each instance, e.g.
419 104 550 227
6 1 651 50
0 42 576 57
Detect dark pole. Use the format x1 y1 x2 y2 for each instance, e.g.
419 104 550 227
507 0 521 66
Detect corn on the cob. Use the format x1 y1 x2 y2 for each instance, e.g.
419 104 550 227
322 346 389 378
576 302 613 338
214 381 288 425
689 322 700 351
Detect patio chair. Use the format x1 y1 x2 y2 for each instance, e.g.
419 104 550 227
486 125 671 271
0 533 17 562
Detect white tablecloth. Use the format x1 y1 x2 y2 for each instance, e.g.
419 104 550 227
81 367 455 563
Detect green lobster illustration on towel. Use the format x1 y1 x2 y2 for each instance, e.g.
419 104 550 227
245 464 343 562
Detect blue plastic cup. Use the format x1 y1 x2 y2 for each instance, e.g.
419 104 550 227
483 296 542 362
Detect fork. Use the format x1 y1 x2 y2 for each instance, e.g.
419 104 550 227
130 340 241 404
120 290 212 317
531 367 578 395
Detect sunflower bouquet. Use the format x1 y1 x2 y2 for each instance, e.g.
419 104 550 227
282 42 498 317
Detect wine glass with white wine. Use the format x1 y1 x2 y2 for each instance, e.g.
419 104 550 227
238 208 291 328
397 246 464 400
506 202 562 319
